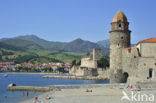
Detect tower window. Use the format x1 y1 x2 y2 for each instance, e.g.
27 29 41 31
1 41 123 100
121 36 123 39
149 68 153 78
118 24 121 30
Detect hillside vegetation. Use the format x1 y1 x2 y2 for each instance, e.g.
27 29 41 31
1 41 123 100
0 35 109 63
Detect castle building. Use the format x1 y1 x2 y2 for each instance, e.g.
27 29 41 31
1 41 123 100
109 11 156 84
69 48 102 76
81 48 102 68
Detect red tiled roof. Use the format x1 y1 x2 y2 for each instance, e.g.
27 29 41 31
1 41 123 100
139 38 156 43
124 47 131 50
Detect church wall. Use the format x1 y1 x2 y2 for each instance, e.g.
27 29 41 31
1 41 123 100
140 43 156 57
137 57 156 81
121 47 139 84
121 46 156 83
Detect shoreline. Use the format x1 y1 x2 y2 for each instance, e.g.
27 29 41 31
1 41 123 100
21 84 156 103
0 72 65 75
43 75 108 80
1 72 108 80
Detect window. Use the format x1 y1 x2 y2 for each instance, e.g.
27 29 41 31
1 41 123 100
118 24 122 30
121 36 123 39
149 68 153 78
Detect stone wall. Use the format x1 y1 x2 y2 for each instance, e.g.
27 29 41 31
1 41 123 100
137 57 156 81
97 68 110 79
121 47 139 84
69 66 98 76
50 84 125 89
92 48 102 60
80 48 102 68
69 66 79 76
81 58 97 68
109 30 130 83
110 31 130 70
69 66 89 76
120 45 156 84
137 43 156 57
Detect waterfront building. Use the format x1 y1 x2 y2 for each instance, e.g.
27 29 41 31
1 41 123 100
109 11 156 84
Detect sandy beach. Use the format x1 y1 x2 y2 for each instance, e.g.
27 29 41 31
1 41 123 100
21 86 156 103
3 72 61 75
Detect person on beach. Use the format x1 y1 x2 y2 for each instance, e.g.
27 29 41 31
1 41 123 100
45 95 51 100
23 91 25 96
137 85 141 91
85 89 92 92
128 85 133 90
4 96 7 98
34 96 38 103
26 91 29 96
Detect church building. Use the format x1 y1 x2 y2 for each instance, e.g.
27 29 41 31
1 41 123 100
109 11 156 84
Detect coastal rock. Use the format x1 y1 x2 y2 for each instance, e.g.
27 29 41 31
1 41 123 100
8 83 16 87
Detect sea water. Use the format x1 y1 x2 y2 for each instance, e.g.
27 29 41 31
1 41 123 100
0 73 109 103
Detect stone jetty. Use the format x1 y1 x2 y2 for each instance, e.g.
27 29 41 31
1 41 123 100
7 84 123 92
42 75 108 80
7 85 52 92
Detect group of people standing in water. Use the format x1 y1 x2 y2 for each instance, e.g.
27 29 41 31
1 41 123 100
23 91 29 96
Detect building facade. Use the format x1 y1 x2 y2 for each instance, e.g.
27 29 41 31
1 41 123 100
109 11 156 84
69 48 102 76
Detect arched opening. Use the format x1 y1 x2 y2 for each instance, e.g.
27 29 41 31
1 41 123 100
123 72 129 83
118 24 122 30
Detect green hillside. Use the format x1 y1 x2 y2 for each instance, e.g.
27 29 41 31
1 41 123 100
15 35 102 52
0 42 86 63
0 42 24 51
16 35 53 49
37 50 86 62
0 35 109 63
2 38 43 51
63 38 100 52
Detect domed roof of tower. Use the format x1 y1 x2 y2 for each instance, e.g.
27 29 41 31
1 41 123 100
112 11 127 22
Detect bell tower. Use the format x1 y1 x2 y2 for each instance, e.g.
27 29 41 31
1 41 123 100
109 11 131 83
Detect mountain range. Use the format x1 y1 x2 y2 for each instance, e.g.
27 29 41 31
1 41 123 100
0 35 110 63
0 35 109 54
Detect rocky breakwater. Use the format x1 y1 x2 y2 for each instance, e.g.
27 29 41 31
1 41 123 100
42 75 108 80
7 83 53 92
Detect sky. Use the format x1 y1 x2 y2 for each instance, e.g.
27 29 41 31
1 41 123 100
0 0 155 43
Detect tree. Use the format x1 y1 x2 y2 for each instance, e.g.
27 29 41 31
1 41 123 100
56 66 65 73
71 59 76 66
86 52 90 56
5 56 9 60
97 57 109 69
76 60 81 66
0 55 2 61
42 67 53 72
